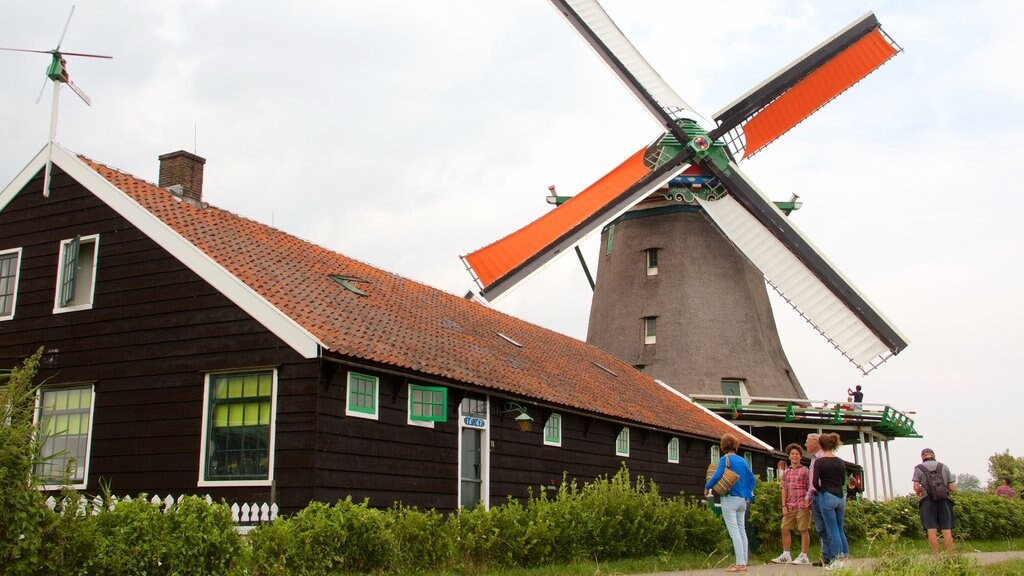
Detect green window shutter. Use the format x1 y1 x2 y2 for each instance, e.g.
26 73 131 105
615 427 629 456
59 236 80 307
409 385 447 422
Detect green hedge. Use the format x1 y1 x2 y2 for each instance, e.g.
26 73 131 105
746 481 1024 553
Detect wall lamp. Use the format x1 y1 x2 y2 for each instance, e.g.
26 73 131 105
501 402 535 432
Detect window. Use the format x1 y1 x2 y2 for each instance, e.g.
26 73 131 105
35 384 95 488
767 466 776 482
605 224 615 254
200 370 276 485
409 384 447 423
345 372 378 419
54 234 99 312
744 451 752 467
543 413 562 447
711 445 720 463
615 427 629 457
721 379 750 406
646 248 659 276
644 316 657 345
0 248 21 320
667 437 679 463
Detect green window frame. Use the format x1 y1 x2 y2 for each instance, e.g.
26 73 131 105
55 235 99 311
667 437 679 463
58 236 80 307
409 384 447 422
744 451 752 467
644 316 657 345
605 224 615 254
204 371 274 481
615 427 629 457
646 248 658 276
0 249 21 319
711 445 720 464
345 372 378 419
543 413 561 446
35 385 94 486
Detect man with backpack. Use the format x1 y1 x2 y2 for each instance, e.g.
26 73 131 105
913 447 956 556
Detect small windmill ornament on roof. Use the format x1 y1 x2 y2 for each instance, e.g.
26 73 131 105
0 5 112 197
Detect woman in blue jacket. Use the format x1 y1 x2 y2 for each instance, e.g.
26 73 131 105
705 432 757 573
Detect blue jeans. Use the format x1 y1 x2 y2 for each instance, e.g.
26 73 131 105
720 496 749 566
819 491 849 559
811 494 833 561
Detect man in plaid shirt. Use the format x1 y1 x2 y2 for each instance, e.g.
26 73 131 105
772 443 812 564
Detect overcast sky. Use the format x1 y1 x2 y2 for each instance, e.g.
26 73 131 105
2 1 1021 490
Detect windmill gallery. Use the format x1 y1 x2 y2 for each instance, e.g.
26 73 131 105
0 1 917 512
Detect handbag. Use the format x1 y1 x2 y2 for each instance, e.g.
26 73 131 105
706 454 740 497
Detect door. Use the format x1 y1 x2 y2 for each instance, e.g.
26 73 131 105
459 395 489 509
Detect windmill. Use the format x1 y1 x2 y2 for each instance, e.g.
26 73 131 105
1 6 112 197
462 1 909 398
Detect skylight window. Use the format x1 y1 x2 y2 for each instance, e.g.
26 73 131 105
329 275 369 296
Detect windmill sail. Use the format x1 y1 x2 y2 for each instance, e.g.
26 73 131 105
462 143 692 299
697 161 909 372
712 12 900 159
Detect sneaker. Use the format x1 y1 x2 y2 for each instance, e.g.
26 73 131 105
792 553 811 565
771 552 792 564
824 558 846 571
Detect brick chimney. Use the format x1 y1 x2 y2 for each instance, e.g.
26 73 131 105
158 150 206 203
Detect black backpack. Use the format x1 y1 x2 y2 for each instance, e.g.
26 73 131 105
916 463 949 502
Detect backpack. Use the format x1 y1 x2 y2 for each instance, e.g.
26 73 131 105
916 463 949 502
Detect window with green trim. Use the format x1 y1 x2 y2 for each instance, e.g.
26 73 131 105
646 248 659 276
667 437 679 463
605 224 615 254
744 451 752 467
54 235 99 311
0 248 21 320
543 413 561 446
35 385 94 487
409 384 447 422
204 371 274 481
615 427 629 457
346 372 378 419
644 316 657 345
711 445 720 464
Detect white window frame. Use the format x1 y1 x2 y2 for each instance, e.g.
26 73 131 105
543 413 562 447
35 383 96 490
646 248 659 276
644 316 657 345
345 371 379 420
0 247 22 320
721 379 751 406
615 427 630 457
711 445 721 463
667 436 679 463
458 395 490 510
53 234 100 313
198 368 277 487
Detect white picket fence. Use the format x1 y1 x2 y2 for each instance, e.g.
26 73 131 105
44 494 278 533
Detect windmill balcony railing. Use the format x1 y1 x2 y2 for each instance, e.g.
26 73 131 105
689 393 918 438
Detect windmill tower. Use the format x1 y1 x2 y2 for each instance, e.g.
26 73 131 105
462 1 910 401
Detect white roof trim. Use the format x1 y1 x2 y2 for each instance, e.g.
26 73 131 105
1 144 324 359
654 379 774 452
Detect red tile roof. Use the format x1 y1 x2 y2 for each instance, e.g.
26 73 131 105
81 156 763 449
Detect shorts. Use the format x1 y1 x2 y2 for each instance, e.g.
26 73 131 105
781 508 811 531
919 497 955 531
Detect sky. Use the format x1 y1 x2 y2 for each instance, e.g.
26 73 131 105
2 1 1021 491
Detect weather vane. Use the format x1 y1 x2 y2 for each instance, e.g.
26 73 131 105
0 5 112 197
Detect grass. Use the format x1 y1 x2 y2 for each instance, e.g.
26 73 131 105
415 538 1024 576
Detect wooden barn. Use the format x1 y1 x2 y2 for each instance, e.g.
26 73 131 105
0 144 772 514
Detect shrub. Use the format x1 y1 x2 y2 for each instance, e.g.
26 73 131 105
249 498 397 575
746 480 782 553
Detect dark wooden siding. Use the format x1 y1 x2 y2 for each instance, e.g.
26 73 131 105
0 170 318 511
1 168 773 516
